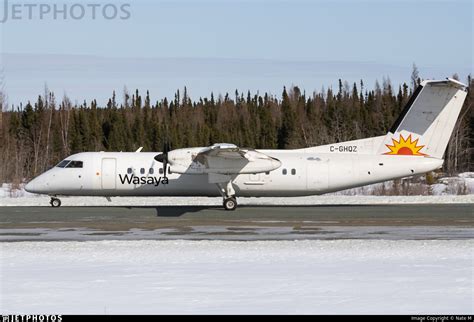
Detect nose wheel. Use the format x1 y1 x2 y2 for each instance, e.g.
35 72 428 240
50 197 61 207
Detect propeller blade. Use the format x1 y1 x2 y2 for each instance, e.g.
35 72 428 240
154 141 171 178
154 154 165 163
163 158 168 178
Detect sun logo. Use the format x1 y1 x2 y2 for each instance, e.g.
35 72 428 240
384 134 427 156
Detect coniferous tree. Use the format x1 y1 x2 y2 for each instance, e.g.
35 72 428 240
0 76 472 187
278 87 296 149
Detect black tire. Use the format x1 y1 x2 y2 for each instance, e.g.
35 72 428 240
223 197 237 211
50 198 61 207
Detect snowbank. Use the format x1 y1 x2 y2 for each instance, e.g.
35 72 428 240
335 172 474 196
1 240 472 314
431 172 474 195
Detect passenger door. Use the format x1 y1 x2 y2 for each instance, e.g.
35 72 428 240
306 157 329 191
101 158 117 189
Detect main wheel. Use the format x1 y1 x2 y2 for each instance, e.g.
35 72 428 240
223 197 237 211
50 198 61 207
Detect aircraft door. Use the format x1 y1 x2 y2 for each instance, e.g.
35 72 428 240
250 173 261 182
243 172 265 186
101 158 117 189
306 157 329 191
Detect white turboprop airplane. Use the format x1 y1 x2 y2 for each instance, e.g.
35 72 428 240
25 78 468 210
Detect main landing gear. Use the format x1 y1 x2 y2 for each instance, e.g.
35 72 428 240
50 197 61 207
223 197 237 211
216 181 238 211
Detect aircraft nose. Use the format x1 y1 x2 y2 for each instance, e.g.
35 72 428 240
25 179 38 193
25 176 47 194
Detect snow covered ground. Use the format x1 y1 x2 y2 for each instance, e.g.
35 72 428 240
0 194 473 207
1 240 472 314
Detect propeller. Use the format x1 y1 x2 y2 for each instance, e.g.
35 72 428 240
154 142 171 178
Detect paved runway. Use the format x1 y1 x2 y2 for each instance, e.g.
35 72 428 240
1 204 473 241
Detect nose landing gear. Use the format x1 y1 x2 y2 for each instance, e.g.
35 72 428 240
50 197 61 207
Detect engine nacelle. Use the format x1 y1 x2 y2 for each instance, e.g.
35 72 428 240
167 147 281 175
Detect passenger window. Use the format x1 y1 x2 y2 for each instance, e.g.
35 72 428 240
127 168 132 174
56 160 71 168
140 168 145 174
149 168 154 175
282 169 287 175
66 161 83 168
159 168 164 174
291 169 296 175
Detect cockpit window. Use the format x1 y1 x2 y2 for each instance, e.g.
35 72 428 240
56 160 71 168
66 161 83 168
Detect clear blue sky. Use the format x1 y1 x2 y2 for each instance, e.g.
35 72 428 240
0 0 472 104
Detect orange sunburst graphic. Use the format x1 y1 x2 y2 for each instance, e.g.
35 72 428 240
384 134 427 156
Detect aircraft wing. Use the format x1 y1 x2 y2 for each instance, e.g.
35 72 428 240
167 143 282 175
194 143 272 164
195 143 245 162
195 143 281 175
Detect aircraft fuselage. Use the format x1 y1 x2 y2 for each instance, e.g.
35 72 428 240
26 149 442 198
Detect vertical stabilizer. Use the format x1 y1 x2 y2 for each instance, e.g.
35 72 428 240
378 78 468 159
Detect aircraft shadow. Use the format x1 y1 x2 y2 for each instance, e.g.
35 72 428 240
122 204 381 217
122 205 220 217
